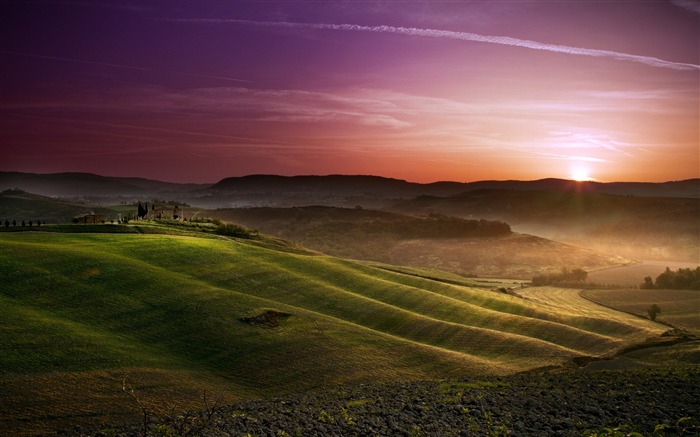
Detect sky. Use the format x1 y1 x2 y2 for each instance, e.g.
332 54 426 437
1 1 698 184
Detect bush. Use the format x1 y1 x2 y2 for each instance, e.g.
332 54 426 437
215 223 256 239
647 304 661 321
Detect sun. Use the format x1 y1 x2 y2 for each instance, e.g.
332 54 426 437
570 165 591 182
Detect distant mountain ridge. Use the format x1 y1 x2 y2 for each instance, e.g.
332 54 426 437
0 172 207 197
1 171 698 200
208 174 462 198
211 174 700 198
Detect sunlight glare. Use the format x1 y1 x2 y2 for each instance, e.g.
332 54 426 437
571 165 591 181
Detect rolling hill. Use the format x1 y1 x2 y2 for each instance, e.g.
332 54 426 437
1 191 631 279
390 189 700 262
0 225 666 435
209 175 700 200
2 172 698 211
0 172 205 199
3 173 696 264
207 206 629 279
0 189 123 225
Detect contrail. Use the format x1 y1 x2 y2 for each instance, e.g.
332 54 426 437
0 50 252 82
0 50 152 71
168 18 699 71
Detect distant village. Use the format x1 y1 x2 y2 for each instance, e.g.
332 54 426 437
71 202 189 225
135 202 185 221
3 200 190 227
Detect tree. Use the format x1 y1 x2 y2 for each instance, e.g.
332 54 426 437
647 267 700 290
647 304 661 321
570 268 588 282
640 276 654 289
655 267 674 289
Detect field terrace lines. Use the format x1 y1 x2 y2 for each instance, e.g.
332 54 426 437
238 244 641 349
0 233 506 379
99 235 656 356
333 260 644 340
0 239 305 379
519 287 666 343
2 232 668 377
87 233 647 361
232 264 584 365
151 237 588 355
581 289 700 335
116 239 581 367
252 256 626 356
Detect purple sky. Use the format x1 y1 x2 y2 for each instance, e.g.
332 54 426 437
1 1 698 183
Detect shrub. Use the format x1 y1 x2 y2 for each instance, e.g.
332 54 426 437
647 304 661 321
215 223 255 238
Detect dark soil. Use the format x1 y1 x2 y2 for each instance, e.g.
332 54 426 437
75 367 699 437
239 310 292 328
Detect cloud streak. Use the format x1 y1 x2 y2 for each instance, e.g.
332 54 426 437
168 18 699 71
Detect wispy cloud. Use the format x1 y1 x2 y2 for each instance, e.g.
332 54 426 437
545 131 633 156
166 18 700 71
2 86 411 130
4 82 691 175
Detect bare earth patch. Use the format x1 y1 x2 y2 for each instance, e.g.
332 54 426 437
239 310 292 328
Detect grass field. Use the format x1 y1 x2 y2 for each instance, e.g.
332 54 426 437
581 289 700 335
0 227 668 435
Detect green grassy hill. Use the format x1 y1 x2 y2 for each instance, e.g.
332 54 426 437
0 227 665 435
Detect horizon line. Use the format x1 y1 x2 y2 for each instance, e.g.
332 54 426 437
1 169 698 186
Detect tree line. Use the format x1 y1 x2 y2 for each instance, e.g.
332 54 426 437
640 267 700 290
4 219 43 227
531 268 588 286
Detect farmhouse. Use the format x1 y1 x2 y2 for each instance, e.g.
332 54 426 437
73 213 104 224
136 202 185 221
